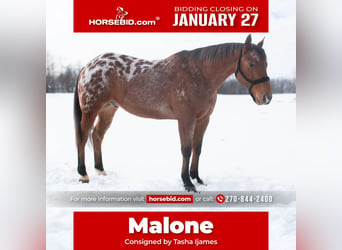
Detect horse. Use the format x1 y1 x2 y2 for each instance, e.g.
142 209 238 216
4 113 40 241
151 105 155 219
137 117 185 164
73 34 272 192
116 7 128 20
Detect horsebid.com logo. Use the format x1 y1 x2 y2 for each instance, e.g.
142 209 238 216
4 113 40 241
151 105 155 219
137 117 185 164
88 6 158 26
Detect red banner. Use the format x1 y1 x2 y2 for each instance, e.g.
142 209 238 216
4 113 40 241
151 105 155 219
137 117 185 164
74 211 268 249
74 0 269 32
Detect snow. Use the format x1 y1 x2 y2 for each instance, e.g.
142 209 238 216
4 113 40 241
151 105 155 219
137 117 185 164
46 93 295 191
46 93 296 249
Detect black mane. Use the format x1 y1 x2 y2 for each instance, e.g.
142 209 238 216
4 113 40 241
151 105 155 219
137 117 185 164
176 43 243 62
176 42 266 62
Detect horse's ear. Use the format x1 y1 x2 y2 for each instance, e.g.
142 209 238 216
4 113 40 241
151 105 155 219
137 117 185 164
257 37 265 48
244 34 252 51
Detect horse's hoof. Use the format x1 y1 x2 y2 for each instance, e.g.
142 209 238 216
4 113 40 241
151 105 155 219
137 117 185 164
184 184 197 192
95 169 107 176
79 175 89 183
196 178 205 185
191 175 205 185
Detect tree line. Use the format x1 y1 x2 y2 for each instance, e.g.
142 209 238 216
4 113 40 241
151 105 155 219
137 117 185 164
217 77 296 94
46 65 295 94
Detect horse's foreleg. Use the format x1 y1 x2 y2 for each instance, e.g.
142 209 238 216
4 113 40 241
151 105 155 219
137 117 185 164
92 103 118 175
178 116 196 192
190 117 209 185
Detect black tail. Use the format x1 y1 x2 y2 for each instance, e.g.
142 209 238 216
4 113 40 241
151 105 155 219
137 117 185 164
74 73 82 142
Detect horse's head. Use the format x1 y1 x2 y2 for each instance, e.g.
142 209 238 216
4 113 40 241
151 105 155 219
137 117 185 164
235 34 272 105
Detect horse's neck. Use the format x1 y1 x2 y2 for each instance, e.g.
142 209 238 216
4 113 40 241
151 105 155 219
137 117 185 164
201 46 242 91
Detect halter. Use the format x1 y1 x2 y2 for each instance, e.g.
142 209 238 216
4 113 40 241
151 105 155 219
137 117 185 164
235 49 270 93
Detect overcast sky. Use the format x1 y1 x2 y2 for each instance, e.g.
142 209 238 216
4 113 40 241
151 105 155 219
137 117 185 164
46 0 295 78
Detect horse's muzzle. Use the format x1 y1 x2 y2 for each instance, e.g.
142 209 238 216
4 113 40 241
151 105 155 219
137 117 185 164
251 93 272 105
263 93 272 105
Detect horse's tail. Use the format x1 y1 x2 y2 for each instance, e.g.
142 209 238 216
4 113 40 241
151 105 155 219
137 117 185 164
74 71 83 143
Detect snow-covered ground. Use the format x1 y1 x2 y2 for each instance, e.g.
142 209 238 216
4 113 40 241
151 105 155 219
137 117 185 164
46 93 296 249
46 93 295 191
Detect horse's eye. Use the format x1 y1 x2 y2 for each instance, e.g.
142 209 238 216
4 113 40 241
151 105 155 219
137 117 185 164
249 63 255 68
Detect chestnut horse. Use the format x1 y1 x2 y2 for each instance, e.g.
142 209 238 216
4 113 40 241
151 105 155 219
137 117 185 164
74 34 272 191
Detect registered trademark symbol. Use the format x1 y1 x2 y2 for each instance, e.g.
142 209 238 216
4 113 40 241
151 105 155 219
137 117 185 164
155 16 160 21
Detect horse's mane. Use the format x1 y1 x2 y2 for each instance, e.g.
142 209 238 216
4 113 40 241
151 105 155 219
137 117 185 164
176 43 243 62
175 42 266 62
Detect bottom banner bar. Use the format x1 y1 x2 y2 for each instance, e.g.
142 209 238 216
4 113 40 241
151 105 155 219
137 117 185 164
74 211 268 250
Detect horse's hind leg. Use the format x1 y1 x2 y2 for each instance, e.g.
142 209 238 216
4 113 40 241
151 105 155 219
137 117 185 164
92 102 118 175
190 117 209 185
76 113 98 183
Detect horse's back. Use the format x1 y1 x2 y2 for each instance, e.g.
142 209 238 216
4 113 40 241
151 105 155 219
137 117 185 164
77 52 210 120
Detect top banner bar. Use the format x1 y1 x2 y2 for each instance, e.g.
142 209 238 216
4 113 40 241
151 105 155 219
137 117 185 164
74 0 269 32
